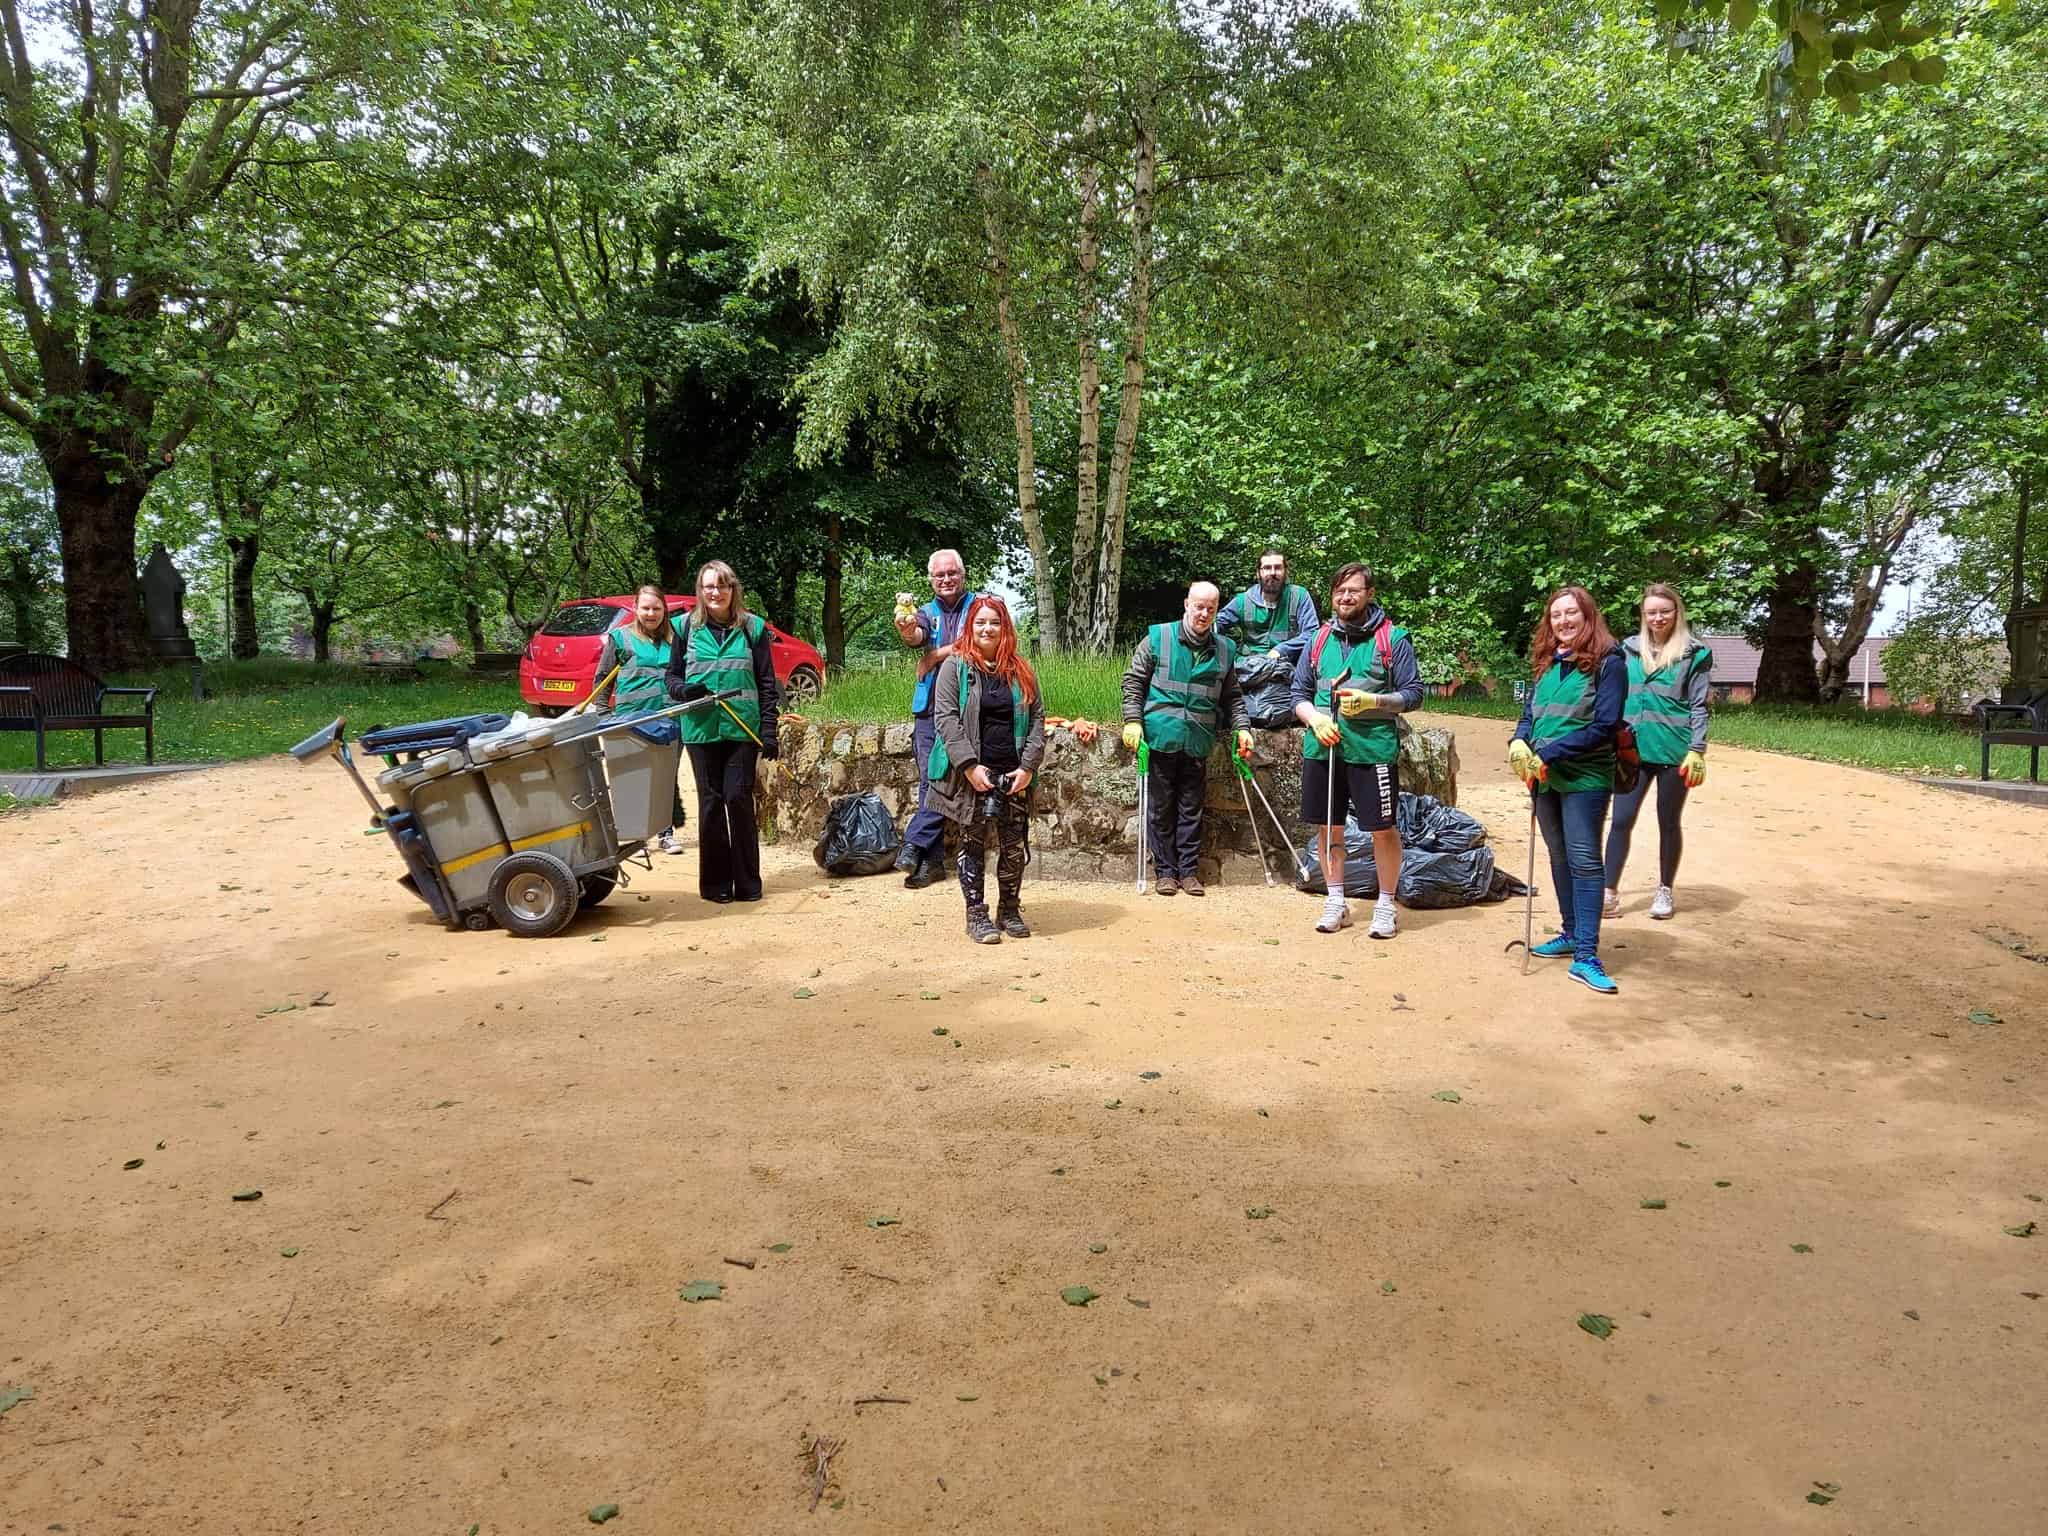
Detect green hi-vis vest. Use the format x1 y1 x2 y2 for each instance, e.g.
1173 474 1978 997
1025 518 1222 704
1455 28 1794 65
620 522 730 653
602 624 673 716
1529 659 1614 794
927 660 1030 781
676 613 766 745
1235 583 1305 652
1142 623 1236 757
1625 642 1708 767
1302 623 1404 767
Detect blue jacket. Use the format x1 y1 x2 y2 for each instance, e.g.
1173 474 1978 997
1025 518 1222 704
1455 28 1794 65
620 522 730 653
909 590 979 716
1218 582 1321 664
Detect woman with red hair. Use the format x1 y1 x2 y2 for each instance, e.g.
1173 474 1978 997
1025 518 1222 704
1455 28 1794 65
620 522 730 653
1507 586 1627 995
926 596 1047 944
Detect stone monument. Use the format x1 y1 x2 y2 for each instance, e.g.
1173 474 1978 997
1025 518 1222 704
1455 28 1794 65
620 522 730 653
140 543 197 662
2005 601 2048 706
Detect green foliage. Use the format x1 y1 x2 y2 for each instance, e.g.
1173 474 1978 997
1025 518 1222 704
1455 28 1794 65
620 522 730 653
1882 619 2007 709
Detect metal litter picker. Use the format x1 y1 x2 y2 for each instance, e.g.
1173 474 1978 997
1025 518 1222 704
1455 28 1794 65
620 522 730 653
292 692 734 938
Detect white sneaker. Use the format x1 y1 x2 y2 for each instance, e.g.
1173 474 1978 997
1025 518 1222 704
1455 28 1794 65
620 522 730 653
1649 885 1674 920
1368 897 1398 940
1316 895 1352 934
658 830 684 856
1602 888 1621 918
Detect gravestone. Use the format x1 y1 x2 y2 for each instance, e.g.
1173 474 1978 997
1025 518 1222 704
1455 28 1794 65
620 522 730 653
140 543 198 662
2006 602 2048 705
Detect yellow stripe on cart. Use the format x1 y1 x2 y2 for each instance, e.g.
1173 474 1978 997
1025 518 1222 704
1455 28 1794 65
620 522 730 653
440 819 596 876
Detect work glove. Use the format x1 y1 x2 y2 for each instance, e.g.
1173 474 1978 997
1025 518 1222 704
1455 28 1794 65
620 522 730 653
1122 722 1143 753
1679 750 1706 789
760 739 779 762
1337 688 1374 718
1308 711 1341 749
1508 739 1542 786
1234 729 1254 760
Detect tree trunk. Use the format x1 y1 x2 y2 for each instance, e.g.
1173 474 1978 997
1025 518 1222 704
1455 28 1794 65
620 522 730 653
4 549 39 648
1755 560 1822 705
1082 113 1157 653
463 599 487 657
768 553 801 634
976 163 1058 646
51 470 152 670
226 532 261 660
2008 467 2031 673
1069 110 1103 647
308 599 337 663
822 509 845 670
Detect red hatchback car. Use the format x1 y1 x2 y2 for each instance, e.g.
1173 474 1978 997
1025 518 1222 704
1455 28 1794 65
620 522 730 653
519 594 827 715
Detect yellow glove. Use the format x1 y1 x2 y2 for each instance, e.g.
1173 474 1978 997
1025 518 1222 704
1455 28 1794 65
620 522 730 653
1508 739 1538 785
1308 711 1341 749
1122 722 1143 753
1680 750 1706 789
1234 729 1254 760
1337 688 1374 718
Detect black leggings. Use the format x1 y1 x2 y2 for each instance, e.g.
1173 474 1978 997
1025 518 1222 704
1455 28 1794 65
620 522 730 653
1602 761 1689 888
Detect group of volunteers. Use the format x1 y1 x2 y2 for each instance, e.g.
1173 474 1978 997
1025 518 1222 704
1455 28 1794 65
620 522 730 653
598 544 1712 997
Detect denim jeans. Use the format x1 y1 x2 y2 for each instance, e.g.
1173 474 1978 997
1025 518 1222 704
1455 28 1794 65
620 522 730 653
1535 786 1611 962
904 711 947 859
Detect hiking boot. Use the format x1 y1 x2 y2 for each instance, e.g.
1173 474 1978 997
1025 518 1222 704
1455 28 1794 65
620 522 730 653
1602 888 1620 918
966 905 1001 944
893 843 921 875
904 855 943 890
1367 896 1398 940
1179 874 1206 897
1530 933 1575 959
1569 956 1618 995
657 830 684 856
1155 875 1181 896
1649 885 1675 920
997 902 1031 940
1316 894 1351 934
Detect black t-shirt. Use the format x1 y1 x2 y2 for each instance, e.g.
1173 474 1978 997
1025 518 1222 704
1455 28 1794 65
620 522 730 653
977 667 1019 774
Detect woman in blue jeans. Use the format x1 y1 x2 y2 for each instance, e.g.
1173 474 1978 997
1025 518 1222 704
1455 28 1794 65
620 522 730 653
1507 586 1627 995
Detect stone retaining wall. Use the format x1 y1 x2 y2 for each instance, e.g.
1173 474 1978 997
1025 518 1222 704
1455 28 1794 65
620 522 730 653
757 718 1460 884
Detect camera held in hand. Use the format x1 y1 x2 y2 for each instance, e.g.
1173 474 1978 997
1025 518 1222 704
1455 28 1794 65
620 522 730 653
978 771 1025 821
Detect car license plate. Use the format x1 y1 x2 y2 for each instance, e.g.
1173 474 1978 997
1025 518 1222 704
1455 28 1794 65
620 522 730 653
542 679 578 692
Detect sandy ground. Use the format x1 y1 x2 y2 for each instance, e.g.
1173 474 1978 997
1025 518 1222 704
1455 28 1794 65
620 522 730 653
1 711 2044 1535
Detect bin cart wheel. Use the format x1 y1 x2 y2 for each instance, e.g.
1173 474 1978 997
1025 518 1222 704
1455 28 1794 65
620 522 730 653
578 873 618 909
487 852 580 938
463 911 495 932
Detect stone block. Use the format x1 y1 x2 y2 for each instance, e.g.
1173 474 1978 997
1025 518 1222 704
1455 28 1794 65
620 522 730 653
882 722 914 756
853 723 881 756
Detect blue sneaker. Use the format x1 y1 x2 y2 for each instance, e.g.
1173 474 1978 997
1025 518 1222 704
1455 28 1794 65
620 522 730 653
1530 933 1575 959
1569 957 1618 995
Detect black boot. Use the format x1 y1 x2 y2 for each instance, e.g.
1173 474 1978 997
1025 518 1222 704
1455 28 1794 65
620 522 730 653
997 892 1030 939
893 842 920 875
967 905 1001 944
903 852 942 889
959 830 1000 942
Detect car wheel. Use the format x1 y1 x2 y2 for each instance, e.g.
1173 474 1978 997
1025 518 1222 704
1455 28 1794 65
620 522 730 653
786 665 823 706
537 704 570 719
578 873 618 909
487 851 580 938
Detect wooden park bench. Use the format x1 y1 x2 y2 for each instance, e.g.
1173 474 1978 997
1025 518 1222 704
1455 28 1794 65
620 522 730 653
1978 689 2048 783
0 652 157 771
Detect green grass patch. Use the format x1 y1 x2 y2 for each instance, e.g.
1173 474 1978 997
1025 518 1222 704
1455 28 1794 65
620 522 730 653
0 789 55 814
811 653 1125 723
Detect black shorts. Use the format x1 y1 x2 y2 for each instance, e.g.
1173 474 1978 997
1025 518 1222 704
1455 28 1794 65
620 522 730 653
1301 758 1399 832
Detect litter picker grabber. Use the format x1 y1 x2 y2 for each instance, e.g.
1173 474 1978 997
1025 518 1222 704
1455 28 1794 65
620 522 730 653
1504 786 1537 973
575 659 625 716
1241 763 1315 886
1229 750 1277 887
1320 668 1350 895
1134 739 1151 893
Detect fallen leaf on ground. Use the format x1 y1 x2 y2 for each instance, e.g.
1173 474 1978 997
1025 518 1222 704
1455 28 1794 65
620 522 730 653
0 1386 30 1415
1431 1089 1462 1103
932 1026 948 1035
1125 1296 1150 1308
678 1281 723 1303
1138 1071 1161 1080
1088 1243 1107 1254
1245 1206 1275 1220
1061 1285 1099 1306
280 1247 299 1258
866 1216 901 1228
919 990 940 1001
1577 1313 1615 1340
1791 1243 1813 1253
2005 1221 2037 1238
1968 1010 2002 1026
123 1157 144 1170
1638 1113 1656 1124
767 1243 793 1253
793 987 815 999
232 1189 262 1202
1714 1180 1733 1188
588 1504 621 1524
1381 1280 1397 1294
1640 1198 1667 1210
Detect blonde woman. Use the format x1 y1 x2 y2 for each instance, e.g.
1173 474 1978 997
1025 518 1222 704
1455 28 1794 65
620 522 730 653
598 584 687 854
1603 583 1711 920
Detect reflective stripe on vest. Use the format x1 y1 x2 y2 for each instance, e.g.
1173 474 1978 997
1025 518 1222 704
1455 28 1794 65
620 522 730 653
677 614 764 744
1235 584 1303 651
1142 623 1232 756
1530 658 1614 793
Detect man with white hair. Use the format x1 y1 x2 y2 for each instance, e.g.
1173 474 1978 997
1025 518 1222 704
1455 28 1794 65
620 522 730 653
1120 581 1254 896
892 548 980 888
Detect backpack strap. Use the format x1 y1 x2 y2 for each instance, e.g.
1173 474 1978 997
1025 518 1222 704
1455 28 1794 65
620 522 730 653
1308 622 1333 674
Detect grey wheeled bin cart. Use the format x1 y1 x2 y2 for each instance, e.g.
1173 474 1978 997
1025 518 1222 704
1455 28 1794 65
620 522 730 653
600 717 684 844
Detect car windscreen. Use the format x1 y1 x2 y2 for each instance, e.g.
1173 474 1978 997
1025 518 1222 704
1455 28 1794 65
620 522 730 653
540 604 622 637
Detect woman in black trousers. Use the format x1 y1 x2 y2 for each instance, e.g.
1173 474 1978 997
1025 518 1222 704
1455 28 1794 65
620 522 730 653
666 560 780 903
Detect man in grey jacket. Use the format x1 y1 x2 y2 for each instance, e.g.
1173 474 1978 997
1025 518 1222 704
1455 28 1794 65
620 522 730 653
1120 581 1254 896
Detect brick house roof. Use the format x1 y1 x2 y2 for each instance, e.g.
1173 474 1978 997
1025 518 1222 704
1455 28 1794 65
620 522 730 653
1697 633 1891 687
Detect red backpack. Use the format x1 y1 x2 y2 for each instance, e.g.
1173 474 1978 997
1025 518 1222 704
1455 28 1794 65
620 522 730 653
1307 619 1394 683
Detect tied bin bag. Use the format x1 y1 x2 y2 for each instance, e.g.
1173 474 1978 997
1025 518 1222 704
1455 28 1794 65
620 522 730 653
812 790 905 877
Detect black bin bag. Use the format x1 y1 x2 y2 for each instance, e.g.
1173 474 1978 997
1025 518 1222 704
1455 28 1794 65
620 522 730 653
812 791 904 877
1235 654 1299 731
